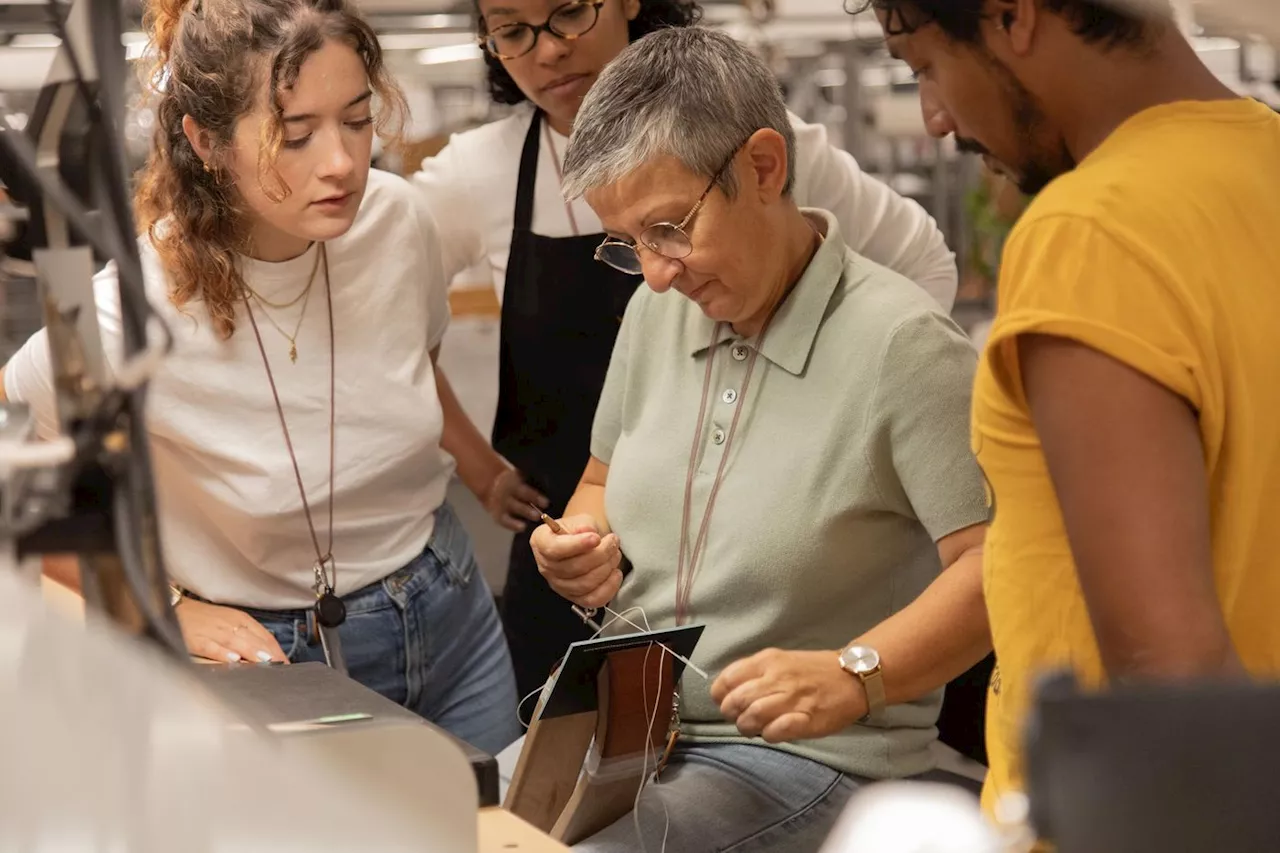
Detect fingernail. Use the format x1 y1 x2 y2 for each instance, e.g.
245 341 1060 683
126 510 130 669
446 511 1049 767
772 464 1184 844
225 652 241 662
256 650 273 663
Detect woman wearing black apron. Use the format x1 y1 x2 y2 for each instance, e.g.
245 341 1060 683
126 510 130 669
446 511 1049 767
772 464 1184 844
491 108 640 702
412 0 960 701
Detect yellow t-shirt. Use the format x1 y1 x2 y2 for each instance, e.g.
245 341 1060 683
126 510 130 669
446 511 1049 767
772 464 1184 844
973 98 1280 814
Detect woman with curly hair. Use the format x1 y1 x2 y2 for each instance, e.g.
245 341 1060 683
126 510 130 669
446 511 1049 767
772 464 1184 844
412 0 962 700
0 0 520 755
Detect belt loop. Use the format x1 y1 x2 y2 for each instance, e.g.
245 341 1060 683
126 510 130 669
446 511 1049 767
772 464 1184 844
305 609 320 647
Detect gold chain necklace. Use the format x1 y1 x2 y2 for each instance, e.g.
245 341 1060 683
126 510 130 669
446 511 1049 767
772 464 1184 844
243 245 321 309
243 248 321 363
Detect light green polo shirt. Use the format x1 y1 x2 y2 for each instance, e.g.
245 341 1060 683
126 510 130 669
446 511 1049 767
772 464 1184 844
591 208 987 780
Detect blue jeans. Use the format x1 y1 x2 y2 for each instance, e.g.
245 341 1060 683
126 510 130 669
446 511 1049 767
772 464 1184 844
574 742 859 853
573 743 979 853
241 503 521 757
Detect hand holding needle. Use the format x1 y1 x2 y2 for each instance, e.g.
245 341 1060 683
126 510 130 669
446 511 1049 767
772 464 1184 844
530 502 567 535
530 502 604 629
530 503 708 679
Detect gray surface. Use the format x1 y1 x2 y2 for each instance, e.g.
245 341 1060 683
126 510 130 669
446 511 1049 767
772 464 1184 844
195 661 429 728
195 660 501 805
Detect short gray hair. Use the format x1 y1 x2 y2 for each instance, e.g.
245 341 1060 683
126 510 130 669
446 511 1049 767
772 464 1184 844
561 27 796 201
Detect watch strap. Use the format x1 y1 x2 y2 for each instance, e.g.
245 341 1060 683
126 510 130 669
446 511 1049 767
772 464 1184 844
858 666 887 723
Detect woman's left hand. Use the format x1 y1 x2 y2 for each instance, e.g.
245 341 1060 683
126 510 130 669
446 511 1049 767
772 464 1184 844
711 649 867 744
482 466 549 532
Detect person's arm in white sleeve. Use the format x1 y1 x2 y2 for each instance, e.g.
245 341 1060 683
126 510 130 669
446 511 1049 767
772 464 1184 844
4 330 63 439
789 114 958 311
409 138 487 285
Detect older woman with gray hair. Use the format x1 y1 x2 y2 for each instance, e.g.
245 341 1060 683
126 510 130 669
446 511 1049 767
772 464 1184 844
529 27 993 853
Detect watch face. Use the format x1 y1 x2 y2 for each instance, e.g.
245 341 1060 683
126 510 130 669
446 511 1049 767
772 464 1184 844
841 645 880 674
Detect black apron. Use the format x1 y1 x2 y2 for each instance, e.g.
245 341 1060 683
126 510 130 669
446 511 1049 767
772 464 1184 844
493 112 639 699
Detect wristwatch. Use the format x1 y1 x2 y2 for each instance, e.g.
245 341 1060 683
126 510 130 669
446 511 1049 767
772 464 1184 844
838 644 886 723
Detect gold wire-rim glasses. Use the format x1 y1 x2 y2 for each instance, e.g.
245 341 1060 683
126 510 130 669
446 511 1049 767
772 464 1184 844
593 146 744 276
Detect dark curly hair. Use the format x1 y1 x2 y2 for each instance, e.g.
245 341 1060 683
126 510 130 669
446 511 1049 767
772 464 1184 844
479 0 703 106
845 0 1165 48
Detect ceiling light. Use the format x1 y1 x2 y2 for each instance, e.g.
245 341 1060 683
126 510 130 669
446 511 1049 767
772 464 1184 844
381 33 480 50
416 44 482 65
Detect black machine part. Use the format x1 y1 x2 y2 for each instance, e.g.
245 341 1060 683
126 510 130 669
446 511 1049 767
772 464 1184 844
1025 670 1280 853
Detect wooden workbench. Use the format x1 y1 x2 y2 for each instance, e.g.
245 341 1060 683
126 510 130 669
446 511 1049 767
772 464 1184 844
479 808 570 852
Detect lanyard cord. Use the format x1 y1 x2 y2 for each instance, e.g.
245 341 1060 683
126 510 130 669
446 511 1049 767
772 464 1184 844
543 118 581 237
674 317 775 626
242 243 337 591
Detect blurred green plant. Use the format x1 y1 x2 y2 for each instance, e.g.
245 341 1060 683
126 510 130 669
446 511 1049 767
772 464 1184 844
964 179 1020 283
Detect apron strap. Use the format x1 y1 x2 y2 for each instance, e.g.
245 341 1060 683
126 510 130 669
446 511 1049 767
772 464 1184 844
513 110 543 233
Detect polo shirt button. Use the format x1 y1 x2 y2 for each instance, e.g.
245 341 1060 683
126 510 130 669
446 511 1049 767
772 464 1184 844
711 428 726 445
731 345 748 361
722 389 737 404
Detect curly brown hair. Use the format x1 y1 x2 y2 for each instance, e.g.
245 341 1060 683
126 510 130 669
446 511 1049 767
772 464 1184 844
134 0 406 338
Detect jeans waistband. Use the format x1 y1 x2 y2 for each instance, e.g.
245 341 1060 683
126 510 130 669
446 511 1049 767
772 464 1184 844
192 502 467 621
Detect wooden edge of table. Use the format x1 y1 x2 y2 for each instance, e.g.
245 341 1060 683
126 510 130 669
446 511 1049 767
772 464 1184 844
479 807 571 852
449 285 501 319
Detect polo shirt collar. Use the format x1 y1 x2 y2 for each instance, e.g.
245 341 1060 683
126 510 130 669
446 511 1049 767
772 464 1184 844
689 209 847 376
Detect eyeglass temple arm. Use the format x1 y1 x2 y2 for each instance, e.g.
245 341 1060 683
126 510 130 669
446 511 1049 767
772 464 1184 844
678 160 734 230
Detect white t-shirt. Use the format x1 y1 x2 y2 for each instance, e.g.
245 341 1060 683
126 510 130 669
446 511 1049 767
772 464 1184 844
412 103 959 310
4 170 454 609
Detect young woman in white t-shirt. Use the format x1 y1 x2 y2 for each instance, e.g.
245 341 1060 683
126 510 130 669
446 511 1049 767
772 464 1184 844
0 0 520 755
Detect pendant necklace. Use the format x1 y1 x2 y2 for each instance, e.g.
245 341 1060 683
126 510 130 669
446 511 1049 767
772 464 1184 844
243 244 322 364
243 243 346 637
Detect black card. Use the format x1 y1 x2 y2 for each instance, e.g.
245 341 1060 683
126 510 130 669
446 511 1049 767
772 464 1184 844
537 624 705 721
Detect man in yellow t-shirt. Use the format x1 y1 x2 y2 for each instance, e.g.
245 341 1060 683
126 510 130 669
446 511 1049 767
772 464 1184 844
859 0 1280 818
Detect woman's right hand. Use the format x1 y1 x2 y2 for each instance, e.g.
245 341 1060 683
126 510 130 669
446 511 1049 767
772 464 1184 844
175 598 290 664
530 514 624 610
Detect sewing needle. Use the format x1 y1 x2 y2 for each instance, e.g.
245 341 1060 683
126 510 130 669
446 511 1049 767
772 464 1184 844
530 502 566 535
531 504 707 680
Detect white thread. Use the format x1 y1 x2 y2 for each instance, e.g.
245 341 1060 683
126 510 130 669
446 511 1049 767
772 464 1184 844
602 605 709 681
601 606 652 636
634 641 672 853
517 607 656 730
515 605 676 850
516 683 546 731
627 606 669 853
